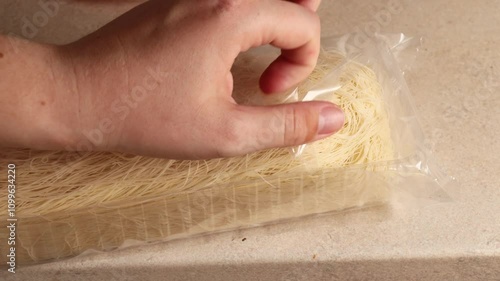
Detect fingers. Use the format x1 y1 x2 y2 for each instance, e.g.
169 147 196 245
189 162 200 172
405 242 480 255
259 46 319 94
241 0 321 94
216 102 344 157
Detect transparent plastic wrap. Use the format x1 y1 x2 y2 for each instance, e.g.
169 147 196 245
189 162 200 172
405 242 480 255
0 33 452 265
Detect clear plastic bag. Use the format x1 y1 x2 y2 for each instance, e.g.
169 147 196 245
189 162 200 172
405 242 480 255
0 33 452 265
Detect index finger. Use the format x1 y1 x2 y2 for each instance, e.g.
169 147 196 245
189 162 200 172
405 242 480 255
241 1 321 93
239 0 321 93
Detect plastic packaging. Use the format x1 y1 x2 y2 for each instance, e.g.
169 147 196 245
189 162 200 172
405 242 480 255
0 33 452 265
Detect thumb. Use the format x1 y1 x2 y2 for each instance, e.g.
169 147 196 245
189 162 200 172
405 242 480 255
223 101 344 156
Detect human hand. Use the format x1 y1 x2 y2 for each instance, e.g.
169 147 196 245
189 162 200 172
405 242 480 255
50 0 345 159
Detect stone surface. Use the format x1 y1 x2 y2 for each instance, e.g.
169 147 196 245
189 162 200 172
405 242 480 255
0 0 499 280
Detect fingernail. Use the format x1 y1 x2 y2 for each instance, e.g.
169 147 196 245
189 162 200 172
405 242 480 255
318 105 344 135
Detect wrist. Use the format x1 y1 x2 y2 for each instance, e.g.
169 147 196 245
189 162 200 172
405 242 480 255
0 35 80 150
54 39 132 153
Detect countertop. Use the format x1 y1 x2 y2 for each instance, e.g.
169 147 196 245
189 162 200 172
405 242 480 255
1 0 499 280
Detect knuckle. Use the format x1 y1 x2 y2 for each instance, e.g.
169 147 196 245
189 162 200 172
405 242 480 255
304 14 321 63
283 106 309 146
282 105 319 146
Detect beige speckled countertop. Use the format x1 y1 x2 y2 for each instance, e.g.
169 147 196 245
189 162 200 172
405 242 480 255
1 0 499 280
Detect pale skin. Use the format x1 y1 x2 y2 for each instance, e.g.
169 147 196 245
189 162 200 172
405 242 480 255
0 0 344 160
